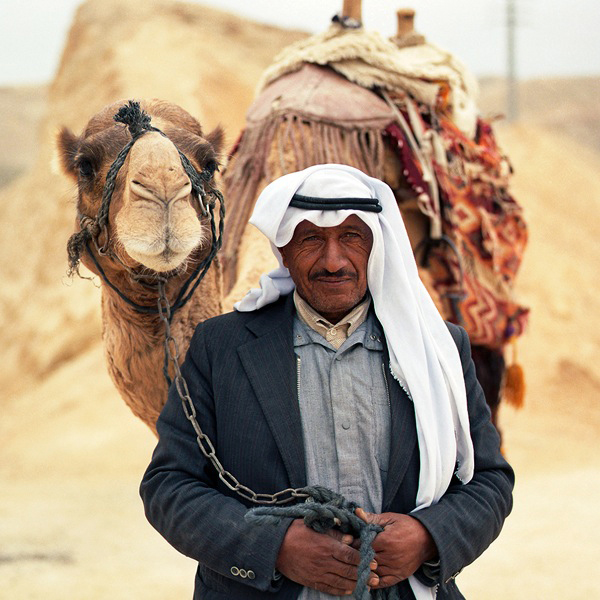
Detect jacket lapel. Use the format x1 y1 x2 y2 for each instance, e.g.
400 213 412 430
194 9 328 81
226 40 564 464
382 357 419 510
237 296 307 489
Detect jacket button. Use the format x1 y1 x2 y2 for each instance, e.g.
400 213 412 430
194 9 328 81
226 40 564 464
239 568 248 578
247 570 255 580
230 566 240 577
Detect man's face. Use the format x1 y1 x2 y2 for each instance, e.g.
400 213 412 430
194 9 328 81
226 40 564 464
279 215 373 323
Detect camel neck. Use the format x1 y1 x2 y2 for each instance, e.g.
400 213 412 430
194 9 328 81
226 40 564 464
100 273 191 324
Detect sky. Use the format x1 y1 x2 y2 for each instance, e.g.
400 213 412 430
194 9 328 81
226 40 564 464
1 0 599 86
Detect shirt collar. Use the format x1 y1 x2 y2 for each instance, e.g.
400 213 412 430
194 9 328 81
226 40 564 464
294 290 372 349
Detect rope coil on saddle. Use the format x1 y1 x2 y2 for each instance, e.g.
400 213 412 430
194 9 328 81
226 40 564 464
67 100 224 319
246 486 400 600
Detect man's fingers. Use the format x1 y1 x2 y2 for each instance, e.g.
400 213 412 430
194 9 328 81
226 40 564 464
374 563 398 577
356 508 390 527
319 568 379 593
332 562 359 582
371 574 406 588
326 528 354 545
313 583 353 596
355 507 371 522
314 568 360 595
356 507 392 527
331 542 361 566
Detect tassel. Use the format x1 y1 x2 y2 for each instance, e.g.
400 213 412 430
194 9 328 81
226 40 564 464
503 340 525 409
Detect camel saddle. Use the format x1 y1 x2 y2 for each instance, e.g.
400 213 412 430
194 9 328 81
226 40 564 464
246 63 395 128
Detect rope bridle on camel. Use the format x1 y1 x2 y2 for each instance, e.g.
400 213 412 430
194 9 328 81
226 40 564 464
66 100 225 319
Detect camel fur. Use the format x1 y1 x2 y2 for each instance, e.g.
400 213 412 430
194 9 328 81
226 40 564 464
58 99 224 434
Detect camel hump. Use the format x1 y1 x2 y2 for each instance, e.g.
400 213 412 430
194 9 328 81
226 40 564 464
247 63 394 127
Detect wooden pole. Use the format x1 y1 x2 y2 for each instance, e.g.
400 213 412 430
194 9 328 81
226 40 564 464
396 9 416 37
341 0 362 21
392 8 425 47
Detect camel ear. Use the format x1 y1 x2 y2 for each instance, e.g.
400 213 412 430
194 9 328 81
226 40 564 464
56 127 81 179
206 125 224 155
191 126 224 179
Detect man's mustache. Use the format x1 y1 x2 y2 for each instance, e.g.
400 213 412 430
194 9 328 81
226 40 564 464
309 269 357 281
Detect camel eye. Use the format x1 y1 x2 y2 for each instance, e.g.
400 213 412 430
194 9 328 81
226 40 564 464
78 158 94 179
203 159 219 179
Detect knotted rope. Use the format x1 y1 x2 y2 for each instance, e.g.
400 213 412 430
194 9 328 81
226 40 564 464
246 486 400 599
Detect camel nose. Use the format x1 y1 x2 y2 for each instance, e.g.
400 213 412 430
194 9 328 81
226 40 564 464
127 132 192 205
129 177 192 205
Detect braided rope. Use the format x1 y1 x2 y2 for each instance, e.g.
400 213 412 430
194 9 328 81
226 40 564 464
246 486 400 599
96 101 160 247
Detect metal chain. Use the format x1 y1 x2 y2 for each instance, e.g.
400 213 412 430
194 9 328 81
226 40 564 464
156 280 309 506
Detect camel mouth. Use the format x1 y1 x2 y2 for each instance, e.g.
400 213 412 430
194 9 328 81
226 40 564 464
125 246 194 273
119 229 205 273
115 193 206 273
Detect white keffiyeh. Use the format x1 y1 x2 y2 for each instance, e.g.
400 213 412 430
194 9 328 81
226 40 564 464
235 164 474 599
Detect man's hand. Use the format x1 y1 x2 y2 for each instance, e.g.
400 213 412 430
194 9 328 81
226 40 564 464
355 508 437 589
276 519 379 596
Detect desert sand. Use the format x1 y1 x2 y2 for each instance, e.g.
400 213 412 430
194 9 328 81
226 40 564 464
1 1 599 598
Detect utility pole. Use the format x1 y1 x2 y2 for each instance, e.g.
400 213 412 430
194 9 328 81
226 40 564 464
506 0 518 122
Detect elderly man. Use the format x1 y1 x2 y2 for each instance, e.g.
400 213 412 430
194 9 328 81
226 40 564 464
140 164 514 600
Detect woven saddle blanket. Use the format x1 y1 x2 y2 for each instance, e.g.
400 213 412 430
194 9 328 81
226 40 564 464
223 60 528 349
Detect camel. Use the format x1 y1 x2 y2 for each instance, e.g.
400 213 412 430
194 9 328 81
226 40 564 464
58 99 224 434
221 1 529 432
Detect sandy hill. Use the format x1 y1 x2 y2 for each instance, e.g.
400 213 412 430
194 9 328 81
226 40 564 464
1 1 599 598
0 84 48 186
479 75 600 154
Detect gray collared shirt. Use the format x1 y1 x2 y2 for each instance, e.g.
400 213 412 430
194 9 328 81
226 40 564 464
294 311 391 600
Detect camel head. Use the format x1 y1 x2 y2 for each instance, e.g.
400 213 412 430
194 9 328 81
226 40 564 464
58 99 224 276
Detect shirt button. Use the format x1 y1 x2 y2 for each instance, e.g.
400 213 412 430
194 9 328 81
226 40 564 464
330 328 337 335
342 421 350 430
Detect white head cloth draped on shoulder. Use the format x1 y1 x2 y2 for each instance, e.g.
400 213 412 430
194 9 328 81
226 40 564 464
235 164 474 599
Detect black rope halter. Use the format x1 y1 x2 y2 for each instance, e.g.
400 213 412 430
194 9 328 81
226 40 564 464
78 100 224 320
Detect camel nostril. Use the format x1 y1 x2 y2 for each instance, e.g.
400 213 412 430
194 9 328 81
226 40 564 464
130 179 161 202
171 182 193 203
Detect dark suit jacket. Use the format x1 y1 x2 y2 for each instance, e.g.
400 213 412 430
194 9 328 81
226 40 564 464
140 294 514 599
